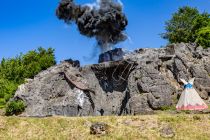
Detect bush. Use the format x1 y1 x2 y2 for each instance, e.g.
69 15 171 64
5 100 25 116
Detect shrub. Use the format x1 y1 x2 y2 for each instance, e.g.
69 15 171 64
5 100 25 116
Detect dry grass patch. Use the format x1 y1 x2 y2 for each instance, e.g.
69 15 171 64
0 114 210 140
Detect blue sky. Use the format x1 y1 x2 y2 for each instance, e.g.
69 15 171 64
0 0 209 65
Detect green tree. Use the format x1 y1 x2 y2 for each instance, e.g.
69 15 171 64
22 47 56 78
162 6 210 48
0 47 56 109
162 6 199 43
192 12 210 41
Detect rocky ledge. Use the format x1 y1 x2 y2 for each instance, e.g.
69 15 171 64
13 43 210 117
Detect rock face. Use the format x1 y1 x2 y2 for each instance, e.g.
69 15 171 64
13 43 210 117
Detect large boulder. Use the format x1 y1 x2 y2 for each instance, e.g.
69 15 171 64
13 43 210 117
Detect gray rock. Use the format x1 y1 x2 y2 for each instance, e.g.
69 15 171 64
128 94 154 115
12 43 210 117
90 122 109 135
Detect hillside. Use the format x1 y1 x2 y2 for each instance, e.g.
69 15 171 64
0 112 210 140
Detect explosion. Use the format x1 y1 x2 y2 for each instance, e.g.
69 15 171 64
56 0 128 53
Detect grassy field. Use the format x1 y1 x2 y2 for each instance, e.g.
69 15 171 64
0 112 210 140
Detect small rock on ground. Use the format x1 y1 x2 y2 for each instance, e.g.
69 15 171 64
160 124 175 138
90 122 110 135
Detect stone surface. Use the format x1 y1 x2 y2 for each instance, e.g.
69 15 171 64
13 43 210 117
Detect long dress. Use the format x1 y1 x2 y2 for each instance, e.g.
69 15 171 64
176 78 208 110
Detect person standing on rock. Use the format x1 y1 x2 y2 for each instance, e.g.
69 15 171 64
176 78 208 110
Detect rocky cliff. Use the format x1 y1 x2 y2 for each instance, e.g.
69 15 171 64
13 43 210 117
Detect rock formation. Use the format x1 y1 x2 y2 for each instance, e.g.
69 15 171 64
13 43 210 117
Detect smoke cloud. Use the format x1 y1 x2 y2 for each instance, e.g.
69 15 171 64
56 0 128 53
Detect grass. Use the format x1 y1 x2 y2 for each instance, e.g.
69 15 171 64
159 105 176 111
0 113 210 140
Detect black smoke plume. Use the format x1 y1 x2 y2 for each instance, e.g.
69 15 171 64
56 0 128 52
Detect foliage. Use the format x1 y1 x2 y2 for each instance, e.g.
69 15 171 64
162 6 210 48
22 47 56 78
0 47 56 109
195 26 210 48
162 6 199 43
5 100 25 116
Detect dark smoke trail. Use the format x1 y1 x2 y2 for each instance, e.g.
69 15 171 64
56 0 128 53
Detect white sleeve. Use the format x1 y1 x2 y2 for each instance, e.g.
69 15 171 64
189 78 195 85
